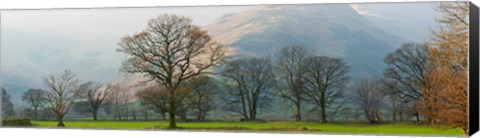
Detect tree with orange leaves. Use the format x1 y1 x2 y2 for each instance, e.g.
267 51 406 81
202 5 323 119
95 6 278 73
419 1 469 135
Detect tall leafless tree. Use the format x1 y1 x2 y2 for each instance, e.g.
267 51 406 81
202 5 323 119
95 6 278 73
303 56 349 123
22 89 46 120
274 45 312 121
221 57 275 121
384 43 427 101
77 81 109 121
384 43 427 121
352 77 385 123
42 70 80 127
117 14 225 128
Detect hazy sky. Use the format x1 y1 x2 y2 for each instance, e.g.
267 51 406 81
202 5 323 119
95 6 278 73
0 6 256 89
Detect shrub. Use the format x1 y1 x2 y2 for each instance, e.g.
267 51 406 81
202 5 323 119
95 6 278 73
2 117 32 126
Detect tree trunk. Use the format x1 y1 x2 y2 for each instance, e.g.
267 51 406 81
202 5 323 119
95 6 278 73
376 112 382 122
197 104 202 121
197 112 202 121
320 102 327 123
295 102 302 121
392 112 396 122
132 111 136 120
145 115 149 121
414 111 420 122
56 115 65 127
57 120 65 127
399 112 403 122
240 94 249 120
201 112 206 121
181 111 187 121
167 88 177 128
320 90 327 123
92 110 98 121
34 107 38 120
161 112 166 120
251 100 257 120
168 109 177 128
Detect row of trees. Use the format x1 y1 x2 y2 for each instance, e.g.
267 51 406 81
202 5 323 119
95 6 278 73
219 46 350 123
115 14 354 128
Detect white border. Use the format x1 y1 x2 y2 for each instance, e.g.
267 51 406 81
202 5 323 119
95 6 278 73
0 0 462 9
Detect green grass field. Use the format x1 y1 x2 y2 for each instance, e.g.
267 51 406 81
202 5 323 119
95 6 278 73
30 120 464 136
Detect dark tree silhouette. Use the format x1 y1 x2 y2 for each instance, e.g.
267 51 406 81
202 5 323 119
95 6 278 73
352 77 385 123
303 56 349 123
384 43 427 101
77 81 109 121
274 45 312 121
384 43 427 122
22 89 46 120
2 88 15 117
221 57 275 121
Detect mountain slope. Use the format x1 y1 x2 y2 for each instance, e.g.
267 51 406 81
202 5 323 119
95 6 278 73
205 4 404 77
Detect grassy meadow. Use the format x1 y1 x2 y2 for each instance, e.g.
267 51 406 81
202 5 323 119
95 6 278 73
30 120 464 136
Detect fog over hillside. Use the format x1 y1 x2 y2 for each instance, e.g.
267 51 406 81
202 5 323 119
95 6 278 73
206 4 402 77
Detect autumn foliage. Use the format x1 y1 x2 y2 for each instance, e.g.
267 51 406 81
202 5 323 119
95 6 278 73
418 2 469 135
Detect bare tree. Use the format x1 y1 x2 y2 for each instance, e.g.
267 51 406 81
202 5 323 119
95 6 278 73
77 81 110 121
139 101 153 120
106 83 131 120
1 88 15 117
352 77 385 123
117 14 225 128
384 43 427 101
384 43 428 122
388 93 406 123
183 75 219 121
273 45 312 121
22 89 46 120
175 101 190 121
42 70 80 127
303 56 349 123
135 84 169 120
221 57 275 121
39 108 55 121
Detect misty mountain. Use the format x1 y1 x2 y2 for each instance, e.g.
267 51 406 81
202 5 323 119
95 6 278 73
205 4 405 78
351 2 439 43
1 29 123 105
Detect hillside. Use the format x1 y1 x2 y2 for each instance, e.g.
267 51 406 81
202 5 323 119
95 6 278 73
205 4 404 77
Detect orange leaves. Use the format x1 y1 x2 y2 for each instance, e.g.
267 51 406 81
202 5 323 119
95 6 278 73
418 2 469 135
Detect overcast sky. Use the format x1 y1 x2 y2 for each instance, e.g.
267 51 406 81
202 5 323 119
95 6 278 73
0 6 256 89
